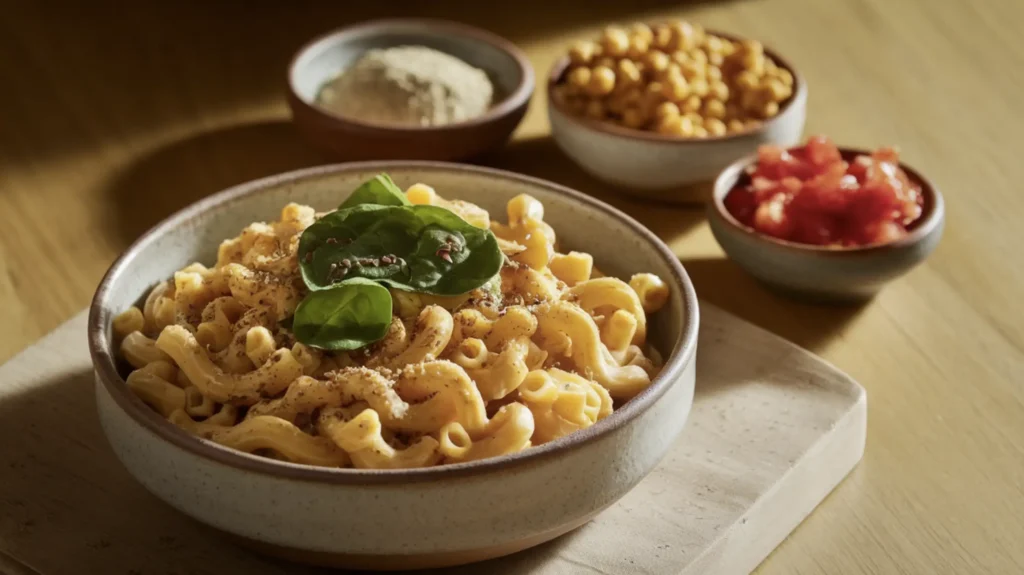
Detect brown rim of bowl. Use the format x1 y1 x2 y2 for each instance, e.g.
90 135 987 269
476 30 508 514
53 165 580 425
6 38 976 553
287 18 536 133
546 29 805 143
88 161 700 484
710 146 945 255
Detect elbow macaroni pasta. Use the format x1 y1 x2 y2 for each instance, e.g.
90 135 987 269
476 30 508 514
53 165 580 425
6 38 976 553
114 187 670 469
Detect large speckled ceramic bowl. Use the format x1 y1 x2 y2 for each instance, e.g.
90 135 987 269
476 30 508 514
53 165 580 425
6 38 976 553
708 148 945 302
547 32 807 201
88 163 699 570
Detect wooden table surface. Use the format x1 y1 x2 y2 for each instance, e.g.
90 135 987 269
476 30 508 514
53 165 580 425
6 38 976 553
1 0 1021 573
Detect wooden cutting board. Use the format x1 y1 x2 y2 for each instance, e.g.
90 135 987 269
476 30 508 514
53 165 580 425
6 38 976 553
0 302 865 575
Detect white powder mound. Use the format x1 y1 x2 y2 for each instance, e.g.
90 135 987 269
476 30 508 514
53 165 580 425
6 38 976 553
316 45 495 127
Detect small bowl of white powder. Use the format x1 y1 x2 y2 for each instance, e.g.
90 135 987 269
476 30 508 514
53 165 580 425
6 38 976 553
287 19 534 162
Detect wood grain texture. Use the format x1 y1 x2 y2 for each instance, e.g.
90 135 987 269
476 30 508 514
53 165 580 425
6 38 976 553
0 305 864 575
0 0 1021 573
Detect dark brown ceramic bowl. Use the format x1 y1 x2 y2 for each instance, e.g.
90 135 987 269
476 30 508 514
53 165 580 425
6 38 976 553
287 19 534 162
708 147 946 302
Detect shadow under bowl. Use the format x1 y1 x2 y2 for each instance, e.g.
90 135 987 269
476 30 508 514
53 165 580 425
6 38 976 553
707 148 946 302
287 19 535 162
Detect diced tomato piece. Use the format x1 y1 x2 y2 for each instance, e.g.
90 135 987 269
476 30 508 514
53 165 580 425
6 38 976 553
722 136 925 247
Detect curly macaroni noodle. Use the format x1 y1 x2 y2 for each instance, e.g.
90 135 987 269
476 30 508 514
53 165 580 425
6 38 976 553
114 188 670 469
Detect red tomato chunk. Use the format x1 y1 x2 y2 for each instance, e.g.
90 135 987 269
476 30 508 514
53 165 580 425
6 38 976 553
723 136 925 247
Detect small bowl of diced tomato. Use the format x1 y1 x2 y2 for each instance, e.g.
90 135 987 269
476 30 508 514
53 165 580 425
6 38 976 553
708 135 945 302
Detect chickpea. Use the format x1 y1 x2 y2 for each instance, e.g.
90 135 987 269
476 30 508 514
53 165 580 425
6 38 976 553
745 118 763 130
741 39 764 55
569 41 600 65
735 71 759 91
653 24 673 50
601 26 630 57
645 50 670 74
690 78 710 98
617 59 643 86
727 119 746 132
704 35 724 54
722 40 738 56
654 101 680 120
661 75 690 101
622 106 648 129
584 100 606 119
763 78 789 102
684 112 704 126
703 98 726 119
621 87 643 106
646 81 665 101
681 60 704 81
761 101 780 118
689 49 709 66
589 66 616 96
693 125 709 138
628 35 650 60
708 52 724 67
706 66 723 82
668 21 697 51
764 58 778 75
704 117 727 136
681 94 702 114
709 80 729 101
740 50 766 76
657 114 695 137
595 57 617 69
630 22 654 43
567 66 592 89
671 50 689 66
777 68 795 87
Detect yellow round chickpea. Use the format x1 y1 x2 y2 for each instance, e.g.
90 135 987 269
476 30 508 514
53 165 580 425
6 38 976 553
684 112 704 126
709 80 729 101
617 59 643 86
569 41 600 66
588 66 616 96
763 77 789 102
654 101 680 120
630 22 654 42
745 119 763 130
681 94 702 114
690 78 710 98
777 68 795 87
644 50 670 74
681 60 704 81
741 50 766 76
689 49 709 66
661 75 690 101
693 125 709 138
706 66 723 82
567 66 592 89
704 35 724 54
761 101 780 118
704 117 727 136
735 70 759 91
727 119 745 132
601 26 630 57
671 50 689 66
764 58 778 75
627 35 650 60
670 21 701 51
741 39 764 55
595 57 617 69
703 98 726 119
653 24 673 50
657 114 695 137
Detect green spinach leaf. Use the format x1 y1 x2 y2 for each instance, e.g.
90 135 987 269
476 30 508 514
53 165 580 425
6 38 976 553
299 204 502 296
338 173 411 210
292 278 392 350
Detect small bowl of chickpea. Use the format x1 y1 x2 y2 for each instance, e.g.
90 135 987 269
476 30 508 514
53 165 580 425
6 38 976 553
547 20 807 200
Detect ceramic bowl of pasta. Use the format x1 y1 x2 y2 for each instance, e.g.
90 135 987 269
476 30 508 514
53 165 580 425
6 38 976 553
88 163 699 570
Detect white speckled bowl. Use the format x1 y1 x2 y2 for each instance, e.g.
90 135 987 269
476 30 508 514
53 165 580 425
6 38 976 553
708 148 945 302
88 163 699 570
547 34 807 200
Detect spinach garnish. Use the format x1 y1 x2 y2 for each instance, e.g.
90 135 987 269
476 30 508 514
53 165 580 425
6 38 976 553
292 279 392 351
290 173 503 350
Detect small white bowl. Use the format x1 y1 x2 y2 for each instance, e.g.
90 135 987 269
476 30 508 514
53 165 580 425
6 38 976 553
88 163 700 570
708 148 946 302
547 34 807 200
